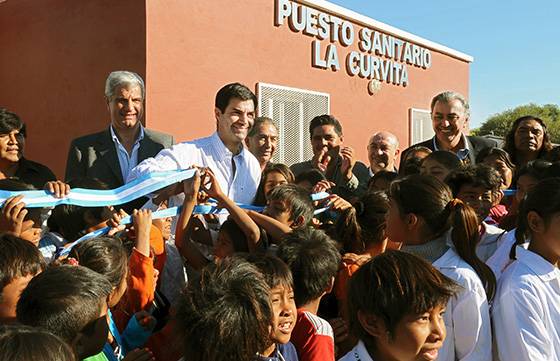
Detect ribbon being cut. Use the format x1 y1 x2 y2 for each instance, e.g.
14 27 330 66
0 169 332 257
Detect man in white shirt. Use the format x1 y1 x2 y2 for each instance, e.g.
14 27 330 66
127 82 261 206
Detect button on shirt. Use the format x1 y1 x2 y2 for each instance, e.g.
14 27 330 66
127 132 261 206
433 246 492 361
110 125 144 183
493 246 560 361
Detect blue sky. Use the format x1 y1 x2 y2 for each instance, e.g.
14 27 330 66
329 0 560 128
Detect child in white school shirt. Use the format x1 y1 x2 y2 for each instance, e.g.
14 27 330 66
493 178 560 361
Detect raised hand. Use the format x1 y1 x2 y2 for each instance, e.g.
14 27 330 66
339 146 356 181
0 196 33 237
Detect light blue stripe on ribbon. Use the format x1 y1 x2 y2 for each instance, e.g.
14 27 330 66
503 189 516 196
0 169 197 208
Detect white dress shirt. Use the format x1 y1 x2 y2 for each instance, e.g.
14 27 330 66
433 247 492 361
127 132 261 205
486 229 517 281
110 125 145 182
493 246 560 361
476 222 506 262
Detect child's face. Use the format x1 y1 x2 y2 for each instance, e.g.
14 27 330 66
374 304 446 361
516 174 539 203
264 172 289 200
537 212 560 258
0 274 35 322
421 159 450 182
482 155 513 190
456 185 494 223
264 199 293 227
270 284 297 345
213 231 235 260
385 199 410 244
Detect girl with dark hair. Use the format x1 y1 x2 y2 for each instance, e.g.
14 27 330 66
503 115 553 168
333 191 390 320
493 178 560 361
254 163 295 206
420 150 463 182
386 174 494 361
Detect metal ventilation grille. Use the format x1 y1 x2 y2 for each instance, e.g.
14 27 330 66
409 108 434 145
257 83 330 166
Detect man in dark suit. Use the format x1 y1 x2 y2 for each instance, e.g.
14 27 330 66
401 91 496 168
65 71 173 208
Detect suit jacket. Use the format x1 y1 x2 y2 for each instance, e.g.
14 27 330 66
65 127 174 189
400 135 498 169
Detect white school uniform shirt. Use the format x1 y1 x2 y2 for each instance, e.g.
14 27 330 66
486 228 530 282
433 247 492 361
338 340 374 361
492 246 560 361
127 132 261 206
476 222 506 262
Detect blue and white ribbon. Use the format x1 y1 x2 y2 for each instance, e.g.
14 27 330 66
0 169 198 208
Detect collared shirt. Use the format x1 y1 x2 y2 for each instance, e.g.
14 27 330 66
486 228 531 281
110 125 145 182
432 134 472 162
476 222 506 262
338 341 374 361
127 132 261 206
432 244 492 361
493 247 560 361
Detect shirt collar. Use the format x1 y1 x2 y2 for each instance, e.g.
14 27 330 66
110 125 145 146
210 132 245 159
348 341 374 361
432 134 471 161
516 246 560 283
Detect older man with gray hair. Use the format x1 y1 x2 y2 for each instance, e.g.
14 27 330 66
367 131 400 175
65 71 173 202
400 90 496 167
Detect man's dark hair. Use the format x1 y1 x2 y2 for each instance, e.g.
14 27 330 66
267 184 314 227
348 250 458 344
277 228 340 307
0 325 76 361
445 164 502 197
16 265 112 344
176 257 273 361
215 83 257 113
308 114 343 138
0 108 25 137
0 234 45 293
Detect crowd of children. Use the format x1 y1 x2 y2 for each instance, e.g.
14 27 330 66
1 114 560 361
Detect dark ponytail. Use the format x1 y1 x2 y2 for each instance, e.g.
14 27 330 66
447 199 496 300
389 175 496 300
335 192 389 254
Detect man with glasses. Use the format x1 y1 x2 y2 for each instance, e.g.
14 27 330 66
401 91 497 167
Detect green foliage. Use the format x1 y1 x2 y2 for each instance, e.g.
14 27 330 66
477 103 560 143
